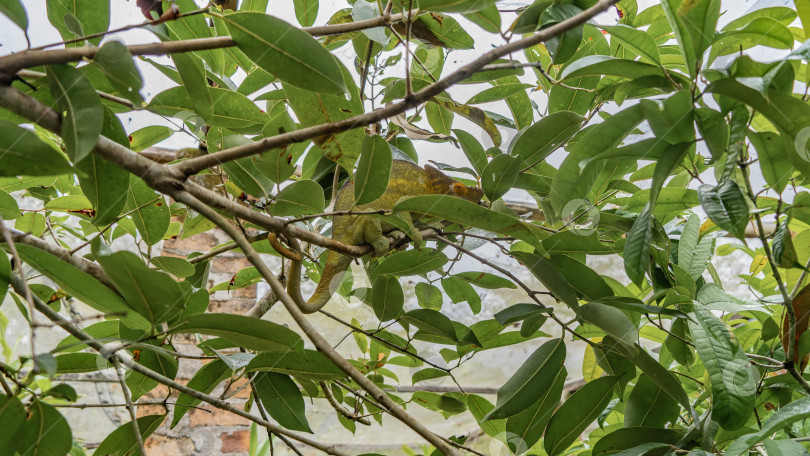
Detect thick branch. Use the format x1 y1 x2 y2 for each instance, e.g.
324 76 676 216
9 274 348 455
172 190 459 455
0 11 410 82
174 0 619 176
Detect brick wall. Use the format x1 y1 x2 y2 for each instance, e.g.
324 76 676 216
139 229 257 456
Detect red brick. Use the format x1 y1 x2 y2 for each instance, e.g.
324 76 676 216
145 434 194 454
164 232 220 251
188 407 250 428
221 430 250 453
210 256 253 274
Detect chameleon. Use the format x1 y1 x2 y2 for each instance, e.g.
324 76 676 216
269 159 484 314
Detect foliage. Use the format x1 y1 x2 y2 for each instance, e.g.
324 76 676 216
1 0 810 455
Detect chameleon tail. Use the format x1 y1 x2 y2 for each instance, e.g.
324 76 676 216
269 233 351 314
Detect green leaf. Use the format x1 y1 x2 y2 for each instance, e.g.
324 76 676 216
601 24 661 64
426 102 454 135
171 52 213 121
127 125 172 152
15 243 149 330
547 254 612 300
513 251 579 310
373 248 448 277
748 131 792 194
253 372 312 432
415 0 497 13
462 4 501 33
688 307 755 430
694 107 729 161
0 190 19 220
0 395 26 451
213 137 275 197
504 367 565 452
152 256 195 278
371 274 404 321
455 271 516 289
559 55 665 81
400 309 457 341
55 353 108 373
127 345 178 401
541 4 584 65
46 0 108 44
453 129 487 174
394 195 548 251
92 41 143 104
170 359 231 428
0 248 9 301
0 0 27 31
725 397 810 456
466 83 532 105
46 64 103 163
603 338 693 415
413 391 467 414
494 304 549 325
173 313 304 353
0 120 71 176
550 104 645 216
417 12 474 49
624 374 680 427
698 180 749 240
148 86 268 132
15 212 46 237
711 17 793 61
54 321 119 353
11 401 72 456
284 62 363 170
592 427 683 456
415 282 443 310
355 135 393 206
440 276 481 313
246 350 347 381
126 176 170 246
93 241 185 326
271 180 325 216
481 154 522 202
509 110 584 167
76 154 129 226
95 414 165 456
544 376 617 456
225 12 345 94
639 90 694 145
293 0 318 26
580 302 638 345
485 338 566 420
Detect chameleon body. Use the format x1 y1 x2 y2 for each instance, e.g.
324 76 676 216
271 159 484 314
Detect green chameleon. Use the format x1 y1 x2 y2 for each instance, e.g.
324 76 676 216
269 159 484 313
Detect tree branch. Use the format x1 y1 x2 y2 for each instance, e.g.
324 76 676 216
171 190 460 455
0 11 413 82
172 0 620 176
8 274 349 456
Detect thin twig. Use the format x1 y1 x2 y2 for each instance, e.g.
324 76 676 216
0 214 38 371
112 358 147 455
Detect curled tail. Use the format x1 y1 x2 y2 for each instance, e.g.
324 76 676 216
268 233 352 314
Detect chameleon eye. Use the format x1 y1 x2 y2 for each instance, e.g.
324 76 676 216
452 182 466 194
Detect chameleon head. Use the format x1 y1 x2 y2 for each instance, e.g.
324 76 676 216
424 164 484 203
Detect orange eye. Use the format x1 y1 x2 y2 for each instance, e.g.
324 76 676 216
452 182 466 194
